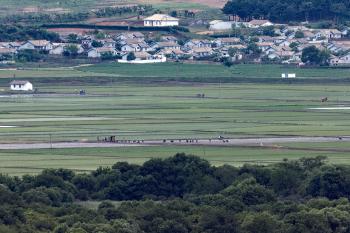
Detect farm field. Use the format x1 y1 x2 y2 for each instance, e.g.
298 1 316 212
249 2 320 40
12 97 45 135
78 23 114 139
77 63 350 79
1 64 350 175
0 83 350 143
1 63 350 83
0 0 223 15
0 0 96 14
1 143 350 176
0 67 116 79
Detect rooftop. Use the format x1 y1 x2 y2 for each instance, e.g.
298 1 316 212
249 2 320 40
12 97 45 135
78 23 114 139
28 40 51 47
10 80 31 85
249 19 272 26
144 14 179 21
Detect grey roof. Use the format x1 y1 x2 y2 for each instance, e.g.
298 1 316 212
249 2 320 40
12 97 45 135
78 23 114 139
10 80 31 85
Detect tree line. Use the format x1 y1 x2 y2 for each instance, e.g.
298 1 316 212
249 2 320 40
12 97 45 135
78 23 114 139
1 154 350 232
0 25 59 42
94 5 153 18
223 0 350 22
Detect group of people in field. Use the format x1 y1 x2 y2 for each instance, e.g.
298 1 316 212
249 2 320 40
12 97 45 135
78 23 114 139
98 136 231 144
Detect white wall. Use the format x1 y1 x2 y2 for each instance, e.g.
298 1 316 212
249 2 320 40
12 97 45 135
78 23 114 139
10 83 33 91
144 20 179 27
118 57 166 64
209 22 234 31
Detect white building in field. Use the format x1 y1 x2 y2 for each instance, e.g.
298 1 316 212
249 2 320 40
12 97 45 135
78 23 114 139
10 80 33 91
144 14 179 27
281 73 296 78
118 52 166 64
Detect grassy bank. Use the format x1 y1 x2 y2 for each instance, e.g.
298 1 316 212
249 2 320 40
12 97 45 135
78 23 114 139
1 63 350 86
2 142 350 175
78 63 350 79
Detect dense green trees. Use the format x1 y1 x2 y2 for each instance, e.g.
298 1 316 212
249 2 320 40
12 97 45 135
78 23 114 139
16 49 43 62
0 25 60 41
223 0 350 22
63 45 79 58
301 46 330 66
94 5 152 18
91 40 103 48
2 154 350 232
100 52 119 60
0 12 90 25
127 52 136 61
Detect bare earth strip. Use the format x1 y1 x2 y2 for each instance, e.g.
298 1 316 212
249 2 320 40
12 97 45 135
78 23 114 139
0 136 349 150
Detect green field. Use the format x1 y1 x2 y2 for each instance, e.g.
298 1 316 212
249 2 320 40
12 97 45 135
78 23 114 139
0 0 97 14
1 83 350 142
0 0 214 15
77 63 350 79
2 143 350 176
0 63 350 175
1 63 350 84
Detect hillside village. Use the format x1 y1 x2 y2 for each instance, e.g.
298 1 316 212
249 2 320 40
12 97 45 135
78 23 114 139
0 14 350 66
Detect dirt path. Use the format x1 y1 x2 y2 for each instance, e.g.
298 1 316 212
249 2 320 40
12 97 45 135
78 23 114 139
0 136 348 150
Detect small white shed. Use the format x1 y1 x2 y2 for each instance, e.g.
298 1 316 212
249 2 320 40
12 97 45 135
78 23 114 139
10 80 33 91
281 73 296 78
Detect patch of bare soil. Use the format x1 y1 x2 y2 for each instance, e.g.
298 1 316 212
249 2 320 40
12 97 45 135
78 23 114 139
189 0 228 8
20 6 70 13
44 8 71 13
21 6 40 13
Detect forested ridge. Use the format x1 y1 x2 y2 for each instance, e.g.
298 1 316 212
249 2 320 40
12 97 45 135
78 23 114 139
223 0 350 22
1 154 350 232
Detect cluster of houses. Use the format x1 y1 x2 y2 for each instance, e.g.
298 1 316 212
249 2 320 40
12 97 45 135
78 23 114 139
209 19 350 66
1 13 350 66
0 40 84 62
209 19 274 30
0 32 228 63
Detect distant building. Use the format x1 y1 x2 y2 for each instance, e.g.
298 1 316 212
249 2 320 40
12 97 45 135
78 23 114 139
115 32 145 41
192 47 213 58
281 73 296 78
0 48 17 56
330 53 350 66
314 29 342 40
10 80 33 91
87 47 118 58
214 37 241 47
49 43 84 55
209 20 235 31
19 40 53 51
143 14 179 27
119 52 166 63
184 39 212 50
248 19 273 28
153 41 181 50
